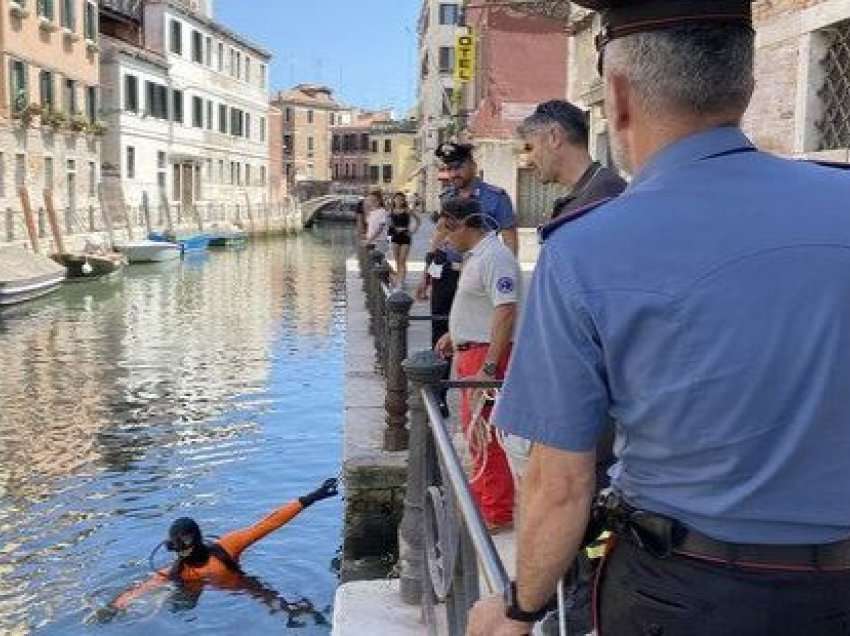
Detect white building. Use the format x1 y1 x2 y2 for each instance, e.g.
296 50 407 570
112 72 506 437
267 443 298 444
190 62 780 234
100 36 170 211
416 0 463 212
100 0 271 219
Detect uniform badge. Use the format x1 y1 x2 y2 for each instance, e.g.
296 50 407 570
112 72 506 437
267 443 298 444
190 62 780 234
496 277 515 294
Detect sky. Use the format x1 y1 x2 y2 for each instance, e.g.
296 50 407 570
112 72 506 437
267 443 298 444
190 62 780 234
215 0 421 116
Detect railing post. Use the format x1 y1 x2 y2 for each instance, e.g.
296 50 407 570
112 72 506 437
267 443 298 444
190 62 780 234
399 350 449 605
373 256 391 373
384 290 413 451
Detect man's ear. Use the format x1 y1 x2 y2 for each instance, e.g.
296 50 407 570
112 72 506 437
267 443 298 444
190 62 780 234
606 72 632 133
548 125 565 151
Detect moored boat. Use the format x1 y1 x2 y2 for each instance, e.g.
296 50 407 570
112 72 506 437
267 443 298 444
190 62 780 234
52 252 125 280
0 247 65 307
115 240 182 263
208 229 248 248
149 232 211 253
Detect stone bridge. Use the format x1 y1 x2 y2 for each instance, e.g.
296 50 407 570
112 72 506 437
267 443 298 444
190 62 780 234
301 195 360 228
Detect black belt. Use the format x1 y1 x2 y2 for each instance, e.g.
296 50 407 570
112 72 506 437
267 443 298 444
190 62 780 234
597 492 850 570
674 530 850 571
455 342 488 352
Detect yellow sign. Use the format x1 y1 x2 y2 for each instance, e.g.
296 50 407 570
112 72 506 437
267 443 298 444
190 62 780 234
454 33 476 83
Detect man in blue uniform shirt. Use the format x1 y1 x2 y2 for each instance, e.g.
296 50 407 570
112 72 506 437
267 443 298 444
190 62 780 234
436 142 519 255
468 1 850 635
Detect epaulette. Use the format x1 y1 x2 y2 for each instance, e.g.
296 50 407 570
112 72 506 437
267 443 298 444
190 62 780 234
538 197 614 243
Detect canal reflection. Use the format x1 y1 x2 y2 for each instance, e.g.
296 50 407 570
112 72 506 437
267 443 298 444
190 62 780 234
0 227 352 635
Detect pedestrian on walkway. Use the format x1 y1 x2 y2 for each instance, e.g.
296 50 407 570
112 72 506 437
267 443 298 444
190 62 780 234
387 192 421 289
437 143 520 256
468 1 850 635
434 197 519 532
362 190 388 255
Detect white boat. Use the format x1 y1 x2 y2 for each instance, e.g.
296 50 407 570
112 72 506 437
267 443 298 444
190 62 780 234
0 247 65 307
115 240 182 263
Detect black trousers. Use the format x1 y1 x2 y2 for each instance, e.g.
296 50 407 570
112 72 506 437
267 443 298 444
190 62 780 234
598 538 850 636
430 267 459 347
431 267 458 410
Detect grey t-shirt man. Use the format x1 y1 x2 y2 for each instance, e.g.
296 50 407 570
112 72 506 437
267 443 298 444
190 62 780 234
552 161 627 219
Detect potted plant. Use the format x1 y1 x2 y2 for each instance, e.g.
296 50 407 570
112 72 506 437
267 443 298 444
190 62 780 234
18 102 43 128
69 114 88 133
87 120 107 136
42 109 68 131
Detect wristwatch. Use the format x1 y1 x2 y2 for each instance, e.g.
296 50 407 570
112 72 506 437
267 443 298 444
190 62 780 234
482 361 498 377
504 582 550 623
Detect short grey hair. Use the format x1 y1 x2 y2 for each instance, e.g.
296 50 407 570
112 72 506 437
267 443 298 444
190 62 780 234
517 100 589 147
604 24 755 118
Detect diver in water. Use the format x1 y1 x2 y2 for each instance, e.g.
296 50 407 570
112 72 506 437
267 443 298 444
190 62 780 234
101 478 338 622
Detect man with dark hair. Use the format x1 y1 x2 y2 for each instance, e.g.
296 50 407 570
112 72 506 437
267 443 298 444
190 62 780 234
436 142 519 255
435 196 520 532
469 1 850 635
518 100 626 220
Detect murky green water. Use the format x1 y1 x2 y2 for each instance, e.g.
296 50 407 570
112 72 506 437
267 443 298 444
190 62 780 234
0 228 353 635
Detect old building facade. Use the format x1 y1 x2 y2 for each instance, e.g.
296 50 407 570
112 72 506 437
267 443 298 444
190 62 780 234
99 0 272 216
271 84 345 193
368 119 418 195
745 0 850 159
417 0 463 212
0 0 102 239
567 1 850 163
330 109 391 194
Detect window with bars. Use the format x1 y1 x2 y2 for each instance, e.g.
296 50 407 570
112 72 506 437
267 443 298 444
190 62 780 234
817 20 850 150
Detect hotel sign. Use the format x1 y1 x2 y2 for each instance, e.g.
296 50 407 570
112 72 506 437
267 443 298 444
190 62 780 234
454 33 476 83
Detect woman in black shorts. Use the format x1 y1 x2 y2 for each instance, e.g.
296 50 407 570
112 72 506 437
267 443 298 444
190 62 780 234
387 192 421 288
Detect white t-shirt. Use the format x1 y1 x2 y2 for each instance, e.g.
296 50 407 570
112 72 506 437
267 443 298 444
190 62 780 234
366 208 389 253
449 232 520 345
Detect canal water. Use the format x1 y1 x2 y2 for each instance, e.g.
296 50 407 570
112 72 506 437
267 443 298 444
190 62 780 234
0 227 353 635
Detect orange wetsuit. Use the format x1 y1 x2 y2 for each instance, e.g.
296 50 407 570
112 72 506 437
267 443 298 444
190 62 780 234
112 500 304 609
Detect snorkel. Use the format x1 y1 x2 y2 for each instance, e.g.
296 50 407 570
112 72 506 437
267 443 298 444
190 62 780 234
148 518 208 577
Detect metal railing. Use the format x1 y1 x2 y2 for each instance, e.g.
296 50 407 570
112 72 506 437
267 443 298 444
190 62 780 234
355 244 570 634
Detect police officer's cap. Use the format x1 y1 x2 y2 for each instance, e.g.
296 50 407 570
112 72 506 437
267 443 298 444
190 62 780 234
572 0 754 52
435 142 474 168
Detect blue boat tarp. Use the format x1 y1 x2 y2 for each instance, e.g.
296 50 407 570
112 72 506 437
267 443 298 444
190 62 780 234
149 232 211 253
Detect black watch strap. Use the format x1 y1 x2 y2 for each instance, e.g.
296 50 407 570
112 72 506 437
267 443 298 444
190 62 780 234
504 582 550 623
